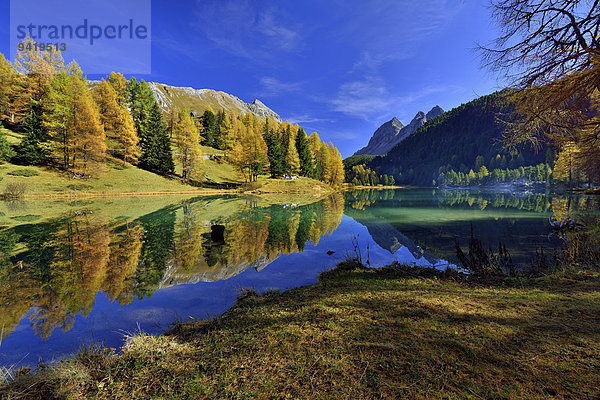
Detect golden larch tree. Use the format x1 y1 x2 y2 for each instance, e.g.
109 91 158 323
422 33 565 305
107 72 128 106
286 138 301 176
71 76 106 176
327 142 345 186
92 79 139 165
175 108 202 182
317 141 332 183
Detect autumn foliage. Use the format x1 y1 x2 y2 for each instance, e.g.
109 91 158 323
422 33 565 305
0 38 343 186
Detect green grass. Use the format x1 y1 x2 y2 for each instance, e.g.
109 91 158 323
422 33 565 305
0 127 242 195
198 146 244 184
171 145 244 185
247 176 333 194
0 127 24 145
0 128 336 199
0 161 205 197
3 264 599 399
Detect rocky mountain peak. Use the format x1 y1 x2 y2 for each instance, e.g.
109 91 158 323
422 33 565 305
426 105 444 121
390 116 403 126
353 105 445 156
247 98 281 122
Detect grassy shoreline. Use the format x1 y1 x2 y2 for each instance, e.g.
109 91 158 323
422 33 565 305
342 184 405 190
0 159 336 200
2 262 599 399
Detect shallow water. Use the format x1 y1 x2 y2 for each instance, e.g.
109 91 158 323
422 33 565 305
0 188 597 369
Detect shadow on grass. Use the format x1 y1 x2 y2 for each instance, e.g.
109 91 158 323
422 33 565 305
3 264 600 399
157 265 600 398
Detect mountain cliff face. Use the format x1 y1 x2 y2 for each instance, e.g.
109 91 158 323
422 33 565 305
148 82 283 122
354 106 444 156
353 117 404 156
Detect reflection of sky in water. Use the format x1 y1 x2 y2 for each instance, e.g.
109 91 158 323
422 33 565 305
4 188 591 369
1 216 430 368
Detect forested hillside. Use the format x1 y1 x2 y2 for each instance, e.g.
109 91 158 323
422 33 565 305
361 91 553 186
0 39 344 192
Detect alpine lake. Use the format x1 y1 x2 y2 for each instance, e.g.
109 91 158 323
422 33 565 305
1 188 598 369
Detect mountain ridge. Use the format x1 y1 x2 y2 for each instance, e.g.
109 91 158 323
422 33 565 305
354 105 445 156
148 82 283 122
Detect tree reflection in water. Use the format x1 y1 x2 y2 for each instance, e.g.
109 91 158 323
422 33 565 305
0 194 344 341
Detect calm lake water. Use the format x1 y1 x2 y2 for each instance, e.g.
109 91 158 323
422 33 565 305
0 188 598 369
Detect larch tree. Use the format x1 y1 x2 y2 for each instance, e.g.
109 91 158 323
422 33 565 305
553 141 584 185
3 38 65 127
71 75 106 176
45 71 75 169
217 112 235 150
107 72 128 106
14 36 65 108
308 132 323 180
165 104 179 139
93 80 139 165
317 141 332 184
0 53 19 125
327 143 345 186
229 119 264 182
45 71 106 176
119 108 140 165
240 115 270 181
93 80 121 136
480 0 600 182
229 125 247 180
286 138 301 176
8 42 71 163
251 123 270 179
175 108 202 182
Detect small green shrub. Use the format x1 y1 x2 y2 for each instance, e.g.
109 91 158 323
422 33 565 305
7 169 40 177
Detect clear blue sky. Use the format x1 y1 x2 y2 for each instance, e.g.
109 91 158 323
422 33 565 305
0 0 504 157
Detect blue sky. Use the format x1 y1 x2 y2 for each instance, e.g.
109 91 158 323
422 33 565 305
0 0 504 157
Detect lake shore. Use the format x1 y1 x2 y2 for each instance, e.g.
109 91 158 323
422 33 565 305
0 161 337 200
343 184 405 190
3 262 599 399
